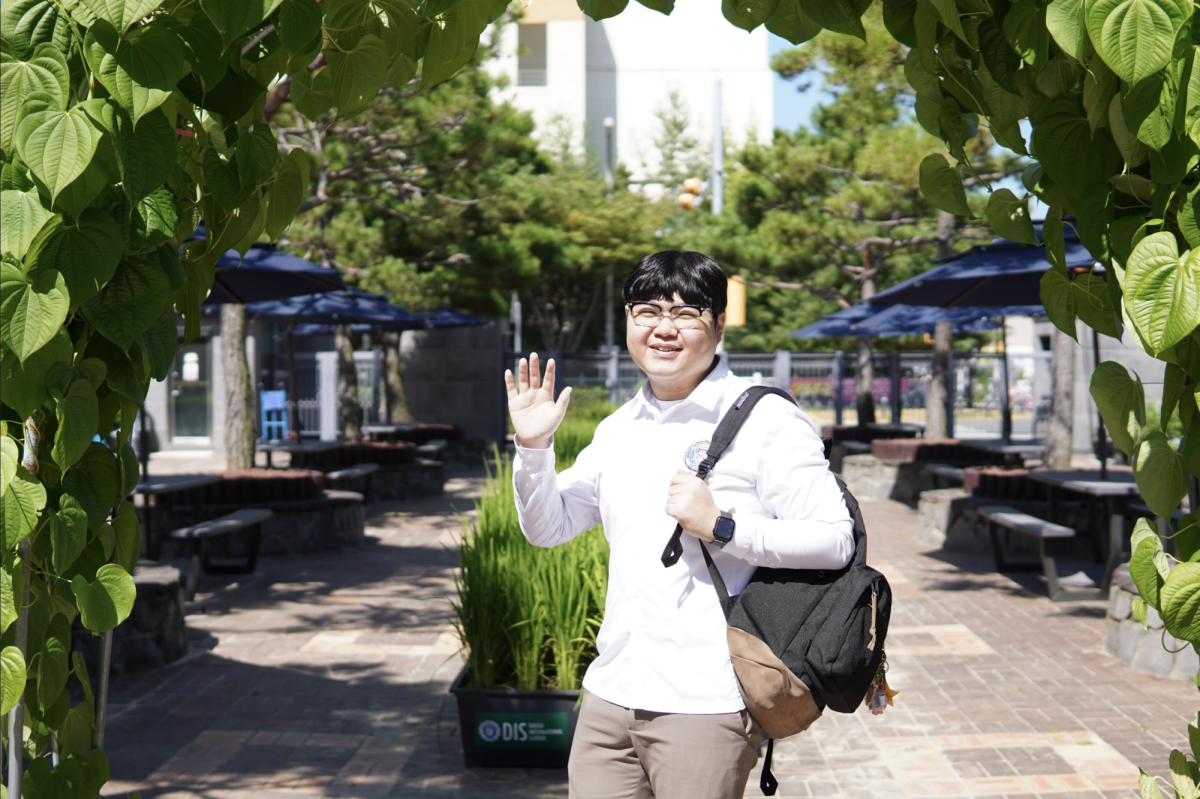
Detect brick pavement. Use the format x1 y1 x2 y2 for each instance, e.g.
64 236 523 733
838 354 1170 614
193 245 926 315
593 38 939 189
101 470 1196 798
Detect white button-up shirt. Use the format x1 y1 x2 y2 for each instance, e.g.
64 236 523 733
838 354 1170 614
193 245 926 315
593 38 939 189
512 359 854 714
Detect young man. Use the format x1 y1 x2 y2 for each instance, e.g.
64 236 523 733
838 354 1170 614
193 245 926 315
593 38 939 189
504 251 854 799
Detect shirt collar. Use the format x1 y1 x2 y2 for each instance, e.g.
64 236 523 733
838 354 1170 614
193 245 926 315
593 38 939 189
629 357 730 418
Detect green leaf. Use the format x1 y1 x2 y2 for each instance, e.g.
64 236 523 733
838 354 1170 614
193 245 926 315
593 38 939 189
1130 521 1165 606
81 255 174 349
85 19 186 123
79 0 165 33
1124 231 1200 354
1090 361 1146 455
986 189 1038 244
919 153 970 216
1179 514 1200 561
59 702 95 760
85 333 147 401
61 442 119 531
721 0 780 29
1163 361 1186 430
264 149 308 240
81 749 110 797
1004 0 1049 68
0 645 25 715
1135 426 1189 518
72 563 136 632
420 0 487 90
1 464 45 548
25 211 122 311
53 380 99 472
1172 749 1200 799
138 305 178 381
14 93 106 204
279 0 324 52
50 149 116 220
1 434 17 499
1047 0 1084 57
764 0 821 43
635 0 675 13
1187 46 1200 149
235 125 279 188
0 261 69 362
0 333 72 417
36 613 70 711
1162 561 1200 641
51 494 89 575
198 0 284 48
111 501 141 573
577 0 629 19
127 188 180 255
1189 713 1200 762
0 190 52 260
0 44 70 154
202 148 248 211
1 0 73 61
108 105 177 203
1085 0 1190 85
980 23 1020 94
1031 98 1124 198
329 34 389 118
178 10 228 90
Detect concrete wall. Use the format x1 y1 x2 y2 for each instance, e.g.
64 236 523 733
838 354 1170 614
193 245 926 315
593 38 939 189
400 323 506 443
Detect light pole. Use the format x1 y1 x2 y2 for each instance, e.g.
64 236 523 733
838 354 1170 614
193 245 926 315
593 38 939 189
603 117 620 404
711 80 723 216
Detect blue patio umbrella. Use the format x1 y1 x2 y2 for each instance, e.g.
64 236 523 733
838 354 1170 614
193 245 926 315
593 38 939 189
791 303 1043 339
289 306 489 336
186 227 347 304
238 289 428 330
867 229 1095 308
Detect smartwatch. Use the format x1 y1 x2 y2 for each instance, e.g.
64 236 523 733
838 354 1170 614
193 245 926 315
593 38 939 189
712 510 736 548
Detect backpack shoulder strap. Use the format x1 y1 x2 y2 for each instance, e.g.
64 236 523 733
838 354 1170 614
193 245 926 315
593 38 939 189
661 386 797 568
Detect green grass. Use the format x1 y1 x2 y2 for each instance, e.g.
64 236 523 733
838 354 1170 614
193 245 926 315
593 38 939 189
554 388 618 470
453 450 610 691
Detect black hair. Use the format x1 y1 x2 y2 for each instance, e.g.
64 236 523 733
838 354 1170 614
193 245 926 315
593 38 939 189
622 251 728 315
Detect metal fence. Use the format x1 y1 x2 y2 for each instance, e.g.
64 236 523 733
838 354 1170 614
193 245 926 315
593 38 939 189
508 349 1054 441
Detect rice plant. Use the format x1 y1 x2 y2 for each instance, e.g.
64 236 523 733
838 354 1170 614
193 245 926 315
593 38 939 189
453 446 610 691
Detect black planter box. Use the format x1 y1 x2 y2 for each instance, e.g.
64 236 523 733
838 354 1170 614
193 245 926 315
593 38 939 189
449 669 581 767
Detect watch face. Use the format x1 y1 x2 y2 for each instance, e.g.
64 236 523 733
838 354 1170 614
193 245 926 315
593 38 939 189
713 515 736 542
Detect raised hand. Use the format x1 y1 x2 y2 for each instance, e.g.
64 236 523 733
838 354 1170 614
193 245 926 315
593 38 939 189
504 352 571 450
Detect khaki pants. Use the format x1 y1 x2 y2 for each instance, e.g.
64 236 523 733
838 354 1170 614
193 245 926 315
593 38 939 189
568 690 762 799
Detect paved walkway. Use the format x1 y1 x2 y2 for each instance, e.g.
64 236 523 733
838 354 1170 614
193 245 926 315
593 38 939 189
103 470 1194 798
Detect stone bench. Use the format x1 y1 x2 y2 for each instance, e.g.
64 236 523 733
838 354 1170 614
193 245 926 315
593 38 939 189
918 488 1089 555
979 505 1103 601
171 509 273 599
326 463 379 499
1105 563 1199 681
926 464 964 488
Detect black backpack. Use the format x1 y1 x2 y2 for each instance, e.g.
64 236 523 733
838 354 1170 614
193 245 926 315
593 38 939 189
660 386 891 796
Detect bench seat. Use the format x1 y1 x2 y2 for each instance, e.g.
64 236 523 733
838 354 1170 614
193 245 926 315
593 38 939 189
170 509 272 599
979 505 1103 601
926 464 964 488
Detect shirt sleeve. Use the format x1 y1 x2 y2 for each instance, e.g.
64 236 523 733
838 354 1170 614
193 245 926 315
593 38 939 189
721 399 855 570
512 432 603 549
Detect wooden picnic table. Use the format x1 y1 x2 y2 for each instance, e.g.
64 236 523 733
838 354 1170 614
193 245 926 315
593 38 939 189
135 474 224 560
959 439 1046 467
256 440 340 468
361 423 421 442
1024 468 1141 590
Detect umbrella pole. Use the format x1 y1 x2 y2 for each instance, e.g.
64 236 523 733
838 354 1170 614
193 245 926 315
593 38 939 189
286 321 299 437
1001 318 1012 444
1093 327 1107 479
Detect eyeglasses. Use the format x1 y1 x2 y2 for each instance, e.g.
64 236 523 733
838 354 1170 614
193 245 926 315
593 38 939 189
626 302 711 330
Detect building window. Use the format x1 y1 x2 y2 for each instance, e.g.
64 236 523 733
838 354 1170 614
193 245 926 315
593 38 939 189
518 23 547 86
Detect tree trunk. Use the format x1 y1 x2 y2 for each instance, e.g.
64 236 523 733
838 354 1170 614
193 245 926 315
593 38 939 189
221 304 254 470
925 209 958 440
855 257 876 425
855 336 876 425
1045 326 1076 469
382 331 414 423
925 321 954 439
336 325 363 442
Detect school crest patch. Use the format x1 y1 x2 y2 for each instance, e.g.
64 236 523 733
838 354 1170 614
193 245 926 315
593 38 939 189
684 440 711 472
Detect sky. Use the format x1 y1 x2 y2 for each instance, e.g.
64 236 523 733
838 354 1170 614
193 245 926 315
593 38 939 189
770 33 825 132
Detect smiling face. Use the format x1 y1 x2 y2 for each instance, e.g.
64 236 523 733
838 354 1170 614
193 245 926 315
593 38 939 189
626 292 725 401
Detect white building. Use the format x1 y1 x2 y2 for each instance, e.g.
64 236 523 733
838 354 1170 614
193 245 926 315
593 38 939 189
490 0 774 185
